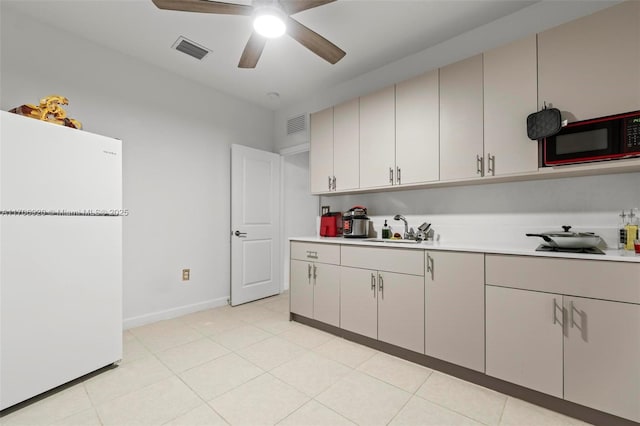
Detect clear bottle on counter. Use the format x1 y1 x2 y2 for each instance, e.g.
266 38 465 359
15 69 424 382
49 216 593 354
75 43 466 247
619 210 628 249
625 209 639 251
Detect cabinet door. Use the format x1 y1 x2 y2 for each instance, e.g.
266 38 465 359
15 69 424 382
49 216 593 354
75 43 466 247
310 107 334 194
564 297 640 423
440 54 484 181
425 251 484 372
333 98 360 191
486 286 563 398
377 271 424 353
340 266 377 339
538 1 640 121
359 86 396 189
290 260 314 318
313 263 341 328
395 70 439 184
484 35 538 176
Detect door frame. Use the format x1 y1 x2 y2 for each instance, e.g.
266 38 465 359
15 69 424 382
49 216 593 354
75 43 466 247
279 143 318 292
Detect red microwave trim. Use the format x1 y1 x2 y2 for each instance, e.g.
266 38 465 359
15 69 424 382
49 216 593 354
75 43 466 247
561 110 640 128
543 110 640 166
543 150 640 166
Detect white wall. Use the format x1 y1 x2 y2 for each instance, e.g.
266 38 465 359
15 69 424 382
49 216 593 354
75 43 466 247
321 173 640 248
1 7 275 327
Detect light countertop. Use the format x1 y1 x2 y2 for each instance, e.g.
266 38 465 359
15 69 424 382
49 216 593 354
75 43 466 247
290 236 640 263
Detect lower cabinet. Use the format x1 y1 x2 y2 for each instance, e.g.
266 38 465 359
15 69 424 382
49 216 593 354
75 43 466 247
338 266 377 339
486 285 640 423
340 266 424 353
486 285 564 398
290 260 340 327
290 244 640 423
290 259 315 319
290 242 341 327
425 251 485 372
377 271 424 353
563 296 640 423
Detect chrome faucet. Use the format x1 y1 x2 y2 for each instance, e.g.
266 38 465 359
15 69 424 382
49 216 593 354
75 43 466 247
393 215 414 239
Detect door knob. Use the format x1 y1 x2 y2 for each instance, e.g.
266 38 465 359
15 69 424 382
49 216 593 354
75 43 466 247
234 230 247 237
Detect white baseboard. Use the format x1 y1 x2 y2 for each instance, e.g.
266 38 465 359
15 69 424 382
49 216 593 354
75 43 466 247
123 296 229 330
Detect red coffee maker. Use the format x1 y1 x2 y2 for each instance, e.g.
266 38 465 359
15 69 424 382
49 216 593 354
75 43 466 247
320 212 342 237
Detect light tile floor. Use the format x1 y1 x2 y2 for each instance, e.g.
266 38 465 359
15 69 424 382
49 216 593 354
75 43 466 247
1 292 591 426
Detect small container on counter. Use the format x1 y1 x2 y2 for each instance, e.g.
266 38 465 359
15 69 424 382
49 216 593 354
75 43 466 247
618 210 627 249
381 220 391 239
624 209 639 251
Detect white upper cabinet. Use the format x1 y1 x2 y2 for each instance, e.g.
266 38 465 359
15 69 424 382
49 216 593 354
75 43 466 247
309 107 334 193
308 1 640 194
483 35 539 176
440 54 484 181
538 1 640 122
333 98 360 191
396 70 440 184
359 86 396 189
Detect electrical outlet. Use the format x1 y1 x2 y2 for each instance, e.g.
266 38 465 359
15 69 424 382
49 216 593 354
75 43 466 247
182 269 190 281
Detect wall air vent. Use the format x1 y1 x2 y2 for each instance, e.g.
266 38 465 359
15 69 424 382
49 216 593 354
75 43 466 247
172 36 211 60
287 113 308 136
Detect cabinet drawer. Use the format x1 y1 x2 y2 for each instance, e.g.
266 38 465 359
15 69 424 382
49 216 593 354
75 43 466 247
291 242 340 265
486 254 640 304
341 246 424 276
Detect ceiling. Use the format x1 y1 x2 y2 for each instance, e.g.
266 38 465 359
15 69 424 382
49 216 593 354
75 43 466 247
3 0 540 110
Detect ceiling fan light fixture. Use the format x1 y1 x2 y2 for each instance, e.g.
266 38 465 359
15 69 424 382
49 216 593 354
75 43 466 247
253 6 286 38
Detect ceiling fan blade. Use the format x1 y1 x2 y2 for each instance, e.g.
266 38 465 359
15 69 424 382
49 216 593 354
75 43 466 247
238 32 267 68
151 0 252 15
286 17 345 64
280 0 336 15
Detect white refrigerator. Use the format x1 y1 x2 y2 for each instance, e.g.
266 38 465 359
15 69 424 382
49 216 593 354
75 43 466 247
0 111 123 411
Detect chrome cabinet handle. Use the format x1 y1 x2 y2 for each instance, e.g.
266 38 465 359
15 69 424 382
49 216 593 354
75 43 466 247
426 253 434 280
476 155 484 176
396 166 401 185
552 298 563 326
371 273 376 297
306 251 318 259
569 301 583 330
332 176 336 191
307 264 312 283
378 273 384 299
234 230 247 237
312 265 317 283
328 176 332 191
389 167 394 184
487 154 495 176
569 300 587 340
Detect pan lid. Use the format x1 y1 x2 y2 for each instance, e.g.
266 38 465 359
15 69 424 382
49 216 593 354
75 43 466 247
542 226 598 238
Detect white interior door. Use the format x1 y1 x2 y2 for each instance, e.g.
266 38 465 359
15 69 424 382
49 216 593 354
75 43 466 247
231 144 281 306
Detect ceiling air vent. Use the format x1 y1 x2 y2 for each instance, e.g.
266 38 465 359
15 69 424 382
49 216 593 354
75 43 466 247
287 113 307 136
172 36 211 60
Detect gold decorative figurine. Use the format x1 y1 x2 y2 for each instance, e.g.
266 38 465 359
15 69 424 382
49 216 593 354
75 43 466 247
9 95 82 129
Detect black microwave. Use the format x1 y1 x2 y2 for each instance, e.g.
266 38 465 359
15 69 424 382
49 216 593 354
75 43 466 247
543 110 640 166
